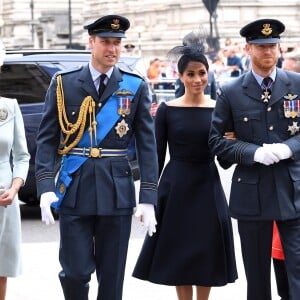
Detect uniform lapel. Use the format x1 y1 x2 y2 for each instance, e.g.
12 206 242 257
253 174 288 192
242 70 291 105
77 65 123 103
242 72 262 102
78 65 99 101
100 67 122 102
269 69 291 106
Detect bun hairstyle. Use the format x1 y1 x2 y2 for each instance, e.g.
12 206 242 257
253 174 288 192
168 30 209 74
168 31 209 74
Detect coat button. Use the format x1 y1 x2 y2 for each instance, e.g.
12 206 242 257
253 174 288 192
98 103 102 108
243 117 248 122
238 178 241 182
267 107 272 112
269 125 274 131
71 111 76 115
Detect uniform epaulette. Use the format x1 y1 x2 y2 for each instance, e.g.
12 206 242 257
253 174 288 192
118 66 144 81
54 65 84 78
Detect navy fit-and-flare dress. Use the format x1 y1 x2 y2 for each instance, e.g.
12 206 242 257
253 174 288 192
132 102 238 286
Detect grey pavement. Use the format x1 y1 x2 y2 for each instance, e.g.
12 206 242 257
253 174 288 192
6 220 280 300
7 165 280 300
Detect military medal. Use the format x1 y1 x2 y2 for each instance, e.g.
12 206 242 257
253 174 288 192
0 107 8 121
116 89 133 116
283 93 299 118
118 97 131 115
114 89 133 137
283 93 300 135
288 121 300 135
115 119 129 137
261 90 271 103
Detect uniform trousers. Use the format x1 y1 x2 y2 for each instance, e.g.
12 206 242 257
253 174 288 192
59 214 132 300
273 258 290 300
238 218 300 300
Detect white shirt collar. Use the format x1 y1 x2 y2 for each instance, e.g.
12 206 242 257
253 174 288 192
89 62 114 86
252 68 277 86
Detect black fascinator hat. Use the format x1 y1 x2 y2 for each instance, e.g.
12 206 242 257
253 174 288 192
168 30 209 74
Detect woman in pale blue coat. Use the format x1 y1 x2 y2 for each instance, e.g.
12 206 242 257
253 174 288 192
0 97 30 300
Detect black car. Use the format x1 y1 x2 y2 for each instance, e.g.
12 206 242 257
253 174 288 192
0 50 142 205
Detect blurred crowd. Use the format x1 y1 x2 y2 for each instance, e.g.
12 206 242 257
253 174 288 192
142 37 300 91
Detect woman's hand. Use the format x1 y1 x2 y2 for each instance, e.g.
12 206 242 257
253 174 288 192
0 187 17 206
224 131 236 140
0 178 23 207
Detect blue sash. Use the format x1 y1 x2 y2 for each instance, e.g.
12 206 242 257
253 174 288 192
52 73 142 209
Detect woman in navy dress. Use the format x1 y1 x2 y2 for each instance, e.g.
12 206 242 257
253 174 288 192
132 32 237 300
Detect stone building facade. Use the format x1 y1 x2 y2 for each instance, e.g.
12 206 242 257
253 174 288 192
0 0 299 62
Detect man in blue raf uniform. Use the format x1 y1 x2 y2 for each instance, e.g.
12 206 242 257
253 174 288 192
35 14 158 300
209 18 300 300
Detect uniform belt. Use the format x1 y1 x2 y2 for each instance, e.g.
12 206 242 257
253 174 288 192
68 147 128 158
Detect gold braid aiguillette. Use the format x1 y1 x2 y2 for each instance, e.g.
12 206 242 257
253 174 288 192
56 74 97 155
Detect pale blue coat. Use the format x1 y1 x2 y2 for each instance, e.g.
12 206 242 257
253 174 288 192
0 97 30 277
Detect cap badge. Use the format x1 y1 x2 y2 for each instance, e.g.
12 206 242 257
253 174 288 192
111 19 120 30
261 23 272 36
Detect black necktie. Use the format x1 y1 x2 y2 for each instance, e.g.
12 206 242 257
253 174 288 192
261 77 273 103
262 77 272 90
98 74 107 98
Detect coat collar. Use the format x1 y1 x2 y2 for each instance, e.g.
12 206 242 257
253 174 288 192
78 65 123 102
242 68 291 105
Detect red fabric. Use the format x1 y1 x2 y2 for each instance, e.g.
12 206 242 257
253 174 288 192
150 103 159 116
272 221 285 260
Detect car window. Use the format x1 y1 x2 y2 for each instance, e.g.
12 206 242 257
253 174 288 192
0 63 50 104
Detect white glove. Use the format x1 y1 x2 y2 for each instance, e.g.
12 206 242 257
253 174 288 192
263 143 292 160
254 147 280 166
135 203 157 237
40 192 58 225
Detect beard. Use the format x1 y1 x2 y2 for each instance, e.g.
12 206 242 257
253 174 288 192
253 56 277 71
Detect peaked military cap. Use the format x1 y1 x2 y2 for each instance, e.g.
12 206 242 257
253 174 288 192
84 15 130 38
240 18 285 44
124 43 135 49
